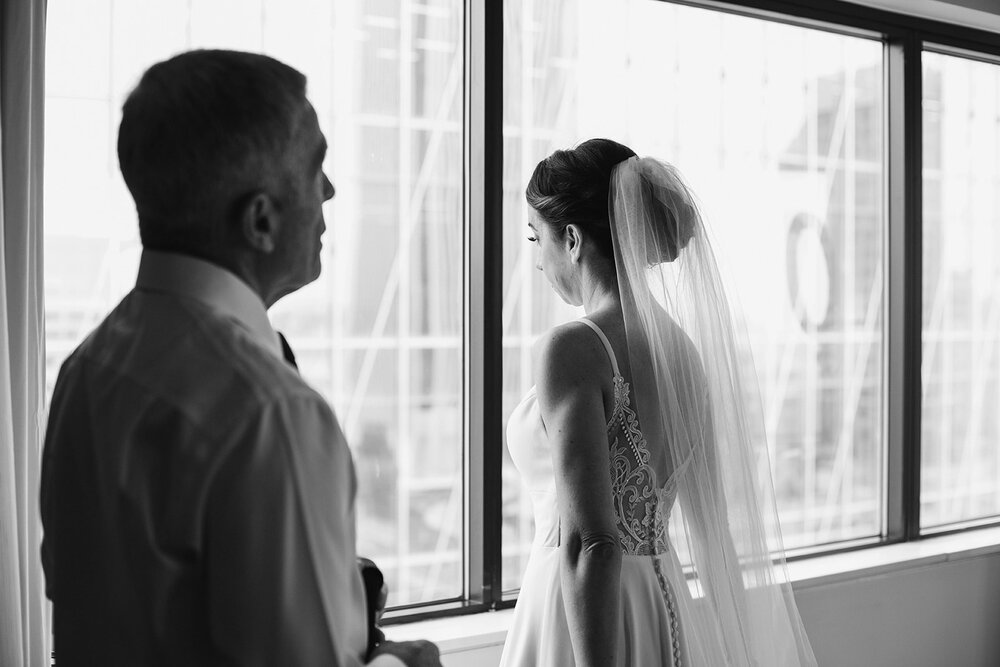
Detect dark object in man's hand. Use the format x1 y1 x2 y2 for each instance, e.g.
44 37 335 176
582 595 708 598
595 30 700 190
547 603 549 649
357 557 386 658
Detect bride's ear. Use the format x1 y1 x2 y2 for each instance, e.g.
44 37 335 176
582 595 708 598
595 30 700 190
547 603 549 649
564 224 583 263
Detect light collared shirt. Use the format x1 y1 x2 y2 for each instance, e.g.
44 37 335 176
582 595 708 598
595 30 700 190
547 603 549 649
41 250 403 667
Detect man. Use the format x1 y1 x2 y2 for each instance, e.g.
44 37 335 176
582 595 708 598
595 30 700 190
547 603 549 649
40 50 440 667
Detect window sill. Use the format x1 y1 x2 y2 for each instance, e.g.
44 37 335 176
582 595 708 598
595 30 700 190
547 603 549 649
384 526 1000 656
785 525 1000 590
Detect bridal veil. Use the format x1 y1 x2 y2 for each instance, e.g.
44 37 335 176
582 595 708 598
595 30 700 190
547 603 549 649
609 156 817 666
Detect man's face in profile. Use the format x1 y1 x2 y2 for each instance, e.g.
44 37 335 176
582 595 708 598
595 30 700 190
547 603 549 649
271 102 335 298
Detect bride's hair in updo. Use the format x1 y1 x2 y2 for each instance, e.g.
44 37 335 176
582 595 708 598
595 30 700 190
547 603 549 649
526 138 696 264
525 138 636 262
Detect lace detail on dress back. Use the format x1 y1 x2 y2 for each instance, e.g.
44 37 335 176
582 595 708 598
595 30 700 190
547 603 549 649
578 318 677 556
608 375 677 555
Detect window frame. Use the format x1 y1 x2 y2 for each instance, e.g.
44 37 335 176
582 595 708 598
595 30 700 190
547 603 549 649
380 0 1000 623
911 41 1000 537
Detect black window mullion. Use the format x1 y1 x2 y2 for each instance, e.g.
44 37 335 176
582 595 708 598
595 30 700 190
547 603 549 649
901 35 924 542
463 0 487 612
463 0 505 610
481 0 505 609
885 31 923 543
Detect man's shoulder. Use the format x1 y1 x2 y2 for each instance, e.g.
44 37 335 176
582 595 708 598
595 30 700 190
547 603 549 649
63 290 329 427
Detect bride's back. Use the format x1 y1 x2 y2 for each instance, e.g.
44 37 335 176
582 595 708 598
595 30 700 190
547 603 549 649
580 306 707 554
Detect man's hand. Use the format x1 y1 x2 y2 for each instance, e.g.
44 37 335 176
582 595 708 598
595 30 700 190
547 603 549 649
372 639 442 667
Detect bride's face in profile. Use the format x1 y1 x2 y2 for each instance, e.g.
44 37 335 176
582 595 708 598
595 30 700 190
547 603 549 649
528 209 581 306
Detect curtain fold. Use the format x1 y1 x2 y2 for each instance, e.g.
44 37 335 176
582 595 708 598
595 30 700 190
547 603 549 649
0 0 49 666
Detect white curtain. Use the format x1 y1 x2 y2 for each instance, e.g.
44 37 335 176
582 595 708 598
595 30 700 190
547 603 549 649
0 0 49 665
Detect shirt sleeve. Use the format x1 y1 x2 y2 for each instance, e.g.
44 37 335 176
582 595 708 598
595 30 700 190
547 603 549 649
205 391 375 666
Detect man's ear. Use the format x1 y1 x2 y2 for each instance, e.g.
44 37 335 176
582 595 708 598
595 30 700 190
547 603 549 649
237 191 280 253
565 223 583 263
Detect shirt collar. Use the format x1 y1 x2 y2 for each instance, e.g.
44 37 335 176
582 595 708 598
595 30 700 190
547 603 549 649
135 250 283 360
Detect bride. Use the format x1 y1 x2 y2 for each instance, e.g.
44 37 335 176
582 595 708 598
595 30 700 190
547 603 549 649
500 139 818 666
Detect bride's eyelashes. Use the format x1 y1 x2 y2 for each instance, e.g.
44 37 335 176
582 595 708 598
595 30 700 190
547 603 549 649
527 236 537 243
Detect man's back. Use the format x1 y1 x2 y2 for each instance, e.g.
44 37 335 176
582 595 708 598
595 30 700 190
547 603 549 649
41 259 369 666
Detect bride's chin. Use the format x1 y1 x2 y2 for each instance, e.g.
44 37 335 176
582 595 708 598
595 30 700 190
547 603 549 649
555 292 578 307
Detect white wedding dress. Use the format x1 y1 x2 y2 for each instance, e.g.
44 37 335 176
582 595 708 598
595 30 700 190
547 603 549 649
500 317 689 667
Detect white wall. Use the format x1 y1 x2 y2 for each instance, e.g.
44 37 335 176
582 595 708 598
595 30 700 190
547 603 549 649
796 552 1000 666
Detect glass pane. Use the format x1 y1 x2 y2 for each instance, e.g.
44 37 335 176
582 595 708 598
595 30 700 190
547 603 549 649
44 0 464 607
921 51 1000 530
502 0 885 591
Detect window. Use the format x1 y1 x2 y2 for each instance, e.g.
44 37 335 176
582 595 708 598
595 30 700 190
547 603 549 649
501 0 884 589
42 0 1000 618
921 49 1000 531
44 0 465 609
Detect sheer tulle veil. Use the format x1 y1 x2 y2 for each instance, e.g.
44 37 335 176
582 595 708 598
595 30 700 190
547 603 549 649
609 156 817 666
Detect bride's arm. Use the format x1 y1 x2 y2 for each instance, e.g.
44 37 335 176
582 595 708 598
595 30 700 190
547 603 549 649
534 326 622 667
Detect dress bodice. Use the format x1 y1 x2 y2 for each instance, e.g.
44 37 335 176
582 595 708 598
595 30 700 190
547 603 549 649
506 318 679 555
506 387 560 548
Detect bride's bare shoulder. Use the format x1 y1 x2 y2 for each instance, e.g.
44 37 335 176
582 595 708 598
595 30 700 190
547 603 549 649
531 320 608 379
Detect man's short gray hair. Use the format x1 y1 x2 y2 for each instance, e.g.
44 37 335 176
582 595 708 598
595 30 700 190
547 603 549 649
117 49 308 254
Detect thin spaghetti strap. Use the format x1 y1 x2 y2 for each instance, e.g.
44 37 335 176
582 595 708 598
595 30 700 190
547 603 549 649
577 318 621 378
